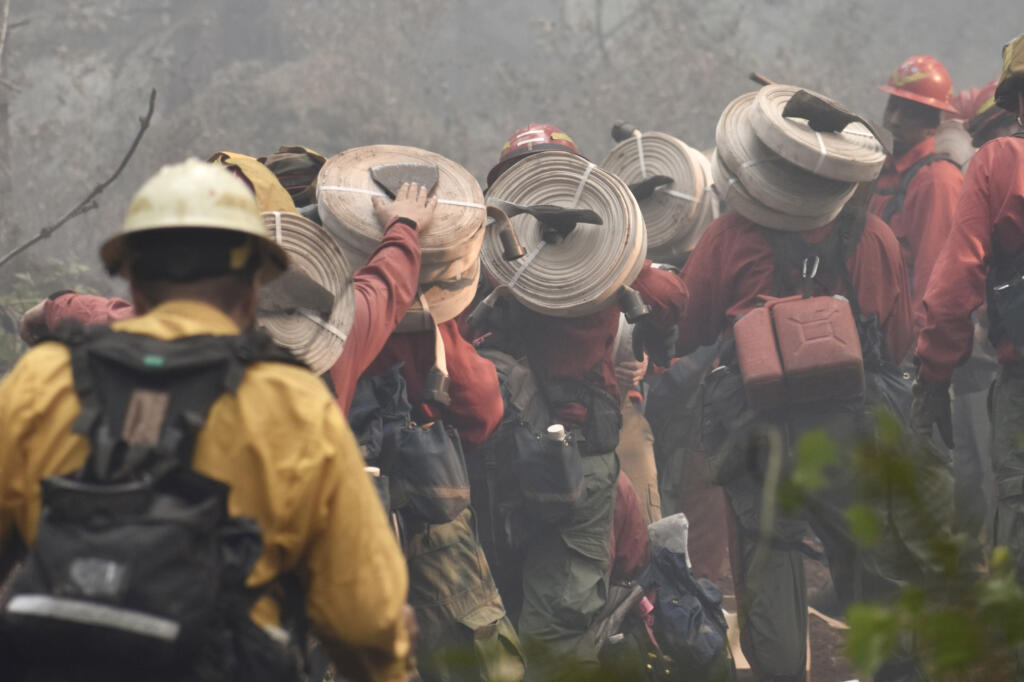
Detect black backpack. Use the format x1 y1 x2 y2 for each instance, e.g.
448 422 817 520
0 325 306 682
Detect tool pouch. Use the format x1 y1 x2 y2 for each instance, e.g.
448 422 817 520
988 251 1024 347
513 425 584 523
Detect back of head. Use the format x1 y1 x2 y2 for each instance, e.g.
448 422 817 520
100 158 289 312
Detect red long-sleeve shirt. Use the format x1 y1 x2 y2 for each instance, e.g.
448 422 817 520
518 262 687 426
363 319 503 447
677 210 913 364
329 222 421 412
917 136 1024 383
868 137 963 333
43 293 135 328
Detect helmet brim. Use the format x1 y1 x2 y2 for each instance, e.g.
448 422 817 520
878 85 959 114
100 226 288 283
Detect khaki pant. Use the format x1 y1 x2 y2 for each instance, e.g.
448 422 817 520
617 399 661 524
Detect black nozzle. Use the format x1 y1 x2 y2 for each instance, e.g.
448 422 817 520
618 286 651 323
611 122 638 142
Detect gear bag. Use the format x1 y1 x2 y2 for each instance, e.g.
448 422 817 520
987 249 1024 348
0 326 305 682
350 325 471 525
626 514 734 681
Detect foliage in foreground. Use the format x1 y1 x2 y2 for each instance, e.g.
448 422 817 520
777 410 1024 681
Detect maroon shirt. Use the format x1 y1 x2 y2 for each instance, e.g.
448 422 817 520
918 136 1024 383
677 210 913 364
868 137 963 333
363 319 504 447
519 262 688 426
329 221 421 412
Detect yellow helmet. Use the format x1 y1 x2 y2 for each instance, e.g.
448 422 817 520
100 158 288 282
208 150 298 213
995 33 1024 112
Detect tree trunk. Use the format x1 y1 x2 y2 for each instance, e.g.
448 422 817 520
0 0 13 254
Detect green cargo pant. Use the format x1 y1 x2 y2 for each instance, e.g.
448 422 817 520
405 507 526 682
988 364 1024 680
517 452 618 672
718 398 946 682
990 365 1024 573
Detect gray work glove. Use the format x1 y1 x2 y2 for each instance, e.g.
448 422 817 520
910 379 954 449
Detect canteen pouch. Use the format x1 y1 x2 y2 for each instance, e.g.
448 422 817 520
513 425 584 523
733 295 864 409
393 419 472 525
988 251 1024 347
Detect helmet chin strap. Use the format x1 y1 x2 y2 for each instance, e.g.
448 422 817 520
1018 92 1024 128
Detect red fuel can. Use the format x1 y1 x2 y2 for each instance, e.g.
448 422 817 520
733 305 786 410
772 296 864 404
732 295 864 409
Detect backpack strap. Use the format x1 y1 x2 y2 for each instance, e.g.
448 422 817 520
55 326 305 482
876 153 959 223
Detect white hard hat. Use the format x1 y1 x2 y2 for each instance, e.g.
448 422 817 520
100 158 288 282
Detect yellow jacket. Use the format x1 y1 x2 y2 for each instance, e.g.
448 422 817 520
0 300 409 681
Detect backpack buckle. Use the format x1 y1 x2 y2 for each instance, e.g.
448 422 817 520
423 366 451 407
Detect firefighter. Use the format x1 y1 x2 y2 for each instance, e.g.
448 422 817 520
683 146 926 679
357 295 526 681
0 159 412 680
914 34 1024 584
967 78 1023 148
477 124 686 673
870 56 965 335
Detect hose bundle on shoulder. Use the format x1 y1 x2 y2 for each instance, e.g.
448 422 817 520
318 145 486 328
258 211 354 374
481 151 646 318
600 131 716 264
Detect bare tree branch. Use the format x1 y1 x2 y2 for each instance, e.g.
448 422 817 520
0 88 157 270
0 0 10 77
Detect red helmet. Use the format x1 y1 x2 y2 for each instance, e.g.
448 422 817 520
486 123 580 187
878 56 958 114
950 87 980 121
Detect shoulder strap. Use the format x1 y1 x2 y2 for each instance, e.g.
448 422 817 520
878 153 959 223
60 329 301 482
760 199 868 317
415 294 451 408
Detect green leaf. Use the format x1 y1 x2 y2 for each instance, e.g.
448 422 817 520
790 429 837 493
846 603 900 676
845 504 882 547
875 408 904 447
